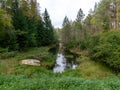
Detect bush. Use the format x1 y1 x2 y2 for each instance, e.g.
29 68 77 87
63 69 82 77
0 51 17 59
0 48 8 53
89 31 120 71
79 36 92 50
65 40 78 48
25 52 56 69
87 33 100 52
0 73 120 90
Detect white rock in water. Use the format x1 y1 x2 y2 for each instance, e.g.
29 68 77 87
21 59 40 66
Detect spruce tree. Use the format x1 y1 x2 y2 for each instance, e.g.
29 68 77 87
36 19 46 46
76 8 85 23
62 16 72 45
62 16 70 27
43 8 54 45
11 0 28 51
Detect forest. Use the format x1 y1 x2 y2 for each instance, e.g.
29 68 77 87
0 0 120 90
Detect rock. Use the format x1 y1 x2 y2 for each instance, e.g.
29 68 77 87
21 59 40 66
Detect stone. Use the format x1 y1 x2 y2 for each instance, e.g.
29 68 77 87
21 59 40 66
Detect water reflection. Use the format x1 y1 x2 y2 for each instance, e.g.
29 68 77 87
53 53 77 73
53 54 66 73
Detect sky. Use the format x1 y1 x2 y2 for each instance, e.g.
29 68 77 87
39 0 100 28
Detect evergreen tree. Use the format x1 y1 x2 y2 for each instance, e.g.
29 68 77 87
36 19 46 46
11 0 28 51
30 0 38 17
62 16 72 45
62 16 70 27
76 8 85 23
43 8 54 45
75 8 85 41
11 0 40 50
0 0 56 51
11 0 26 30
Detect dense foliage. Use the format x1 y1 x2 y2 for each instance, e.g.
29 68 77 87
0 0 120 89
0 73 120 90
60 0 120 72
0 0 56 51
61 8 85 48
0 9 18 51
88 31 120 71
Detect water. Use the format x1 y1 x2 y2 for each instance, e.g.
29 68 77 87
53 43 77 73
53 53 66 73
53 53 77 73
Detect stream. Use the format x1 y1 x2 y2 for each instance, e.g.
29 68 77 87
53 43 77 73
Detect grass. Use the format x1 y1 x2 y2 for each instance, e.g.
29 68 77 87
0 73 120 90
0 47 56 76
0 47 120 90
65 48 116 79
62 69 82 77
0 46 117 79
0 58 17 74
0 47 120 89
60 54 115 79
15 47 50 60
77 55 115 79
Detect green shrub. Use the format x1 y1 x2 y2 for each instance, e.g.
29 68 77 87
80 36 91 50
89 31 120 71
0 48 8 53
0 51 17 59
65 40 78 48
87 33 100 53
26 54 45 60
63 69 82 77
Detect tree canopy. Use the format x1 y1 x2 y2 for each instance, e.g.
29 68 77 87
0 0 55 51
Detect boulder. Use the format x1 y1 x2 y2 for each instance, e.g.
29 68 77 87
21 59 40 66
